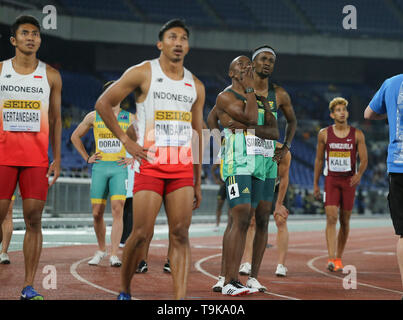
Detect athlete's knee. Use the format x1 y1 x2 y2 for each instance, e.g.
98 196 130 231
130 228 150 249
326 213 338 225
92 207 104 221
169 223 190 246
339 212 351 229
24 210 42 231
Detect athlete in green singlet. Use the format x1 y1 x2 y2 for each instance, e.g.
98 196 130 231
208 55 279 295
237 45 297 290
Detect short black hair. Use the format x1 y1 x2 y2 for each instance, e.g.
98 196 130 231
158 19 189 41
251 45 277 60
11 15 41 37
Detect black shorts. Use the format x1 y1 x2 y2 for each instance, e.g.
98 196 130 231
388 173 403 236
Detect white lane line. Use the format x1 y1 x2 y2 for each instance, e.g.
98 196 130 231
307 244 403 296
194 253 300 300
70 256 140 300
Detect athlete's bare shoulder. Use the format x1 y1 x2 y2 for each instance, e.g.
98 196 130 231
120 60 151 97
0 61 3 75
191 74 205 91
318 127 328 143
354 127 365 140
273 84 291 101
45 63 62 88
124 60 151 81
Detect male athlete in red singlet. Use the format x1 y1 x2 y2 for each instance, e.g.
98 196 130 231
314 97 367 272
0 16 62 300
95 19 205 300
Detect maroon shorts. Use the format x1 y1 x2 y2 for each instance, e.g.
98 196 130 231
0 166 49 201
324 175 356 211
133 172 194 197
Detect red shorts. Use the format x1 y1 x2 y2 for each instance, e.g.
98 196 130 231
133 172 194 197
0 166 49 201
324 175 356 211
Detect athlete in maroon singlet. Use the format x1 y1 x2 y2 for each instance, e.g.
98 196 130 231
314 97 368 272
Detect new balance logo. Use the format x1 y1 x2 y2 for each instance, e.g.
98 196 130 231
4 74 11 78
156 78 163 82
242 187 250 194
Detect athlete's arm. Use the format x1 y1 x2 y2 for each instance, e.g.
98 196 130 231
364 105 387 120
95 64 150 161
274 143 291 221
274 86 297 163
191 76 206 210
350 129 368 187
313 128 327 199
71 111 101 164
47 66 62 187
215 90 258 126
126 113 137 142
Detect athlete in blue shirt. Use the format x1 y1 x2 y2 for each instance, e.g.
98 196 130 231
364 74 403 295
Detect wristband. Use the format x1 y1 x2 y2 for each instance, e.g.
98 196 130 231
284 142 291 150
244 87 255 94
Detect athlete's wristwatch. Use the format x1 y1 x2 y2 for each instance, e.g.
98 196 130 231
244 87 255 94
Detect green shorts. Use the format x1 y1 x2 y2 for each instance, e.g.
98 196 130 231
90 161 128 204
225 175 270 209
255 178 276 204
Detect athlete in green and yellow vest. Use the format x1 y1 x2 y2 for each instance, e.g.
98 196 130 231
221 88 267 208
262 82 278 181
91 109 131 205
221 88 266 181
254 81 278 205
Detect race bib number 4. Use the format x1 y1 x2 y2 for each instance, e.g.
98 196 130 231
154 110 193 147
2 100 41 132
227 182 240 200
329 151 351 172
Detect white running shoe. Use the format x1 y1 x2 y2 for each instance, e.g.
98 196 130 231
88 250 107 266
0 253 10 264
275 264 288 277
246 277 267 292
222 280 250 296
212 276 225 292
239 262 251 275
110 255 122 267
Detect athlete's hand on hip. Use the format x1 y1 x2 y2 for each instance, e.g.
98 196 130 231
117 157 135 168
193 184 202 210
350 173 362 187
124 139 154 162
88 152 102 164
47 160 60 188
313 184 321 200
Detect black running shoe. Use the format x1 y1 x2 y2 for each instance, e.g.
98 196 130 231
163 259 171 273
135 260 148 273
